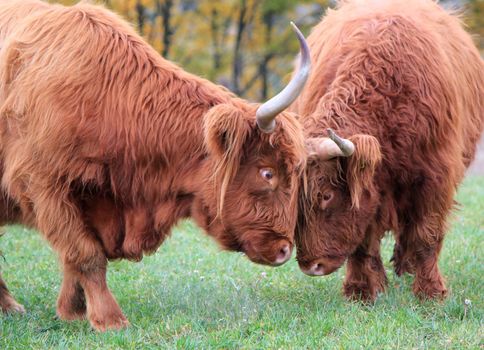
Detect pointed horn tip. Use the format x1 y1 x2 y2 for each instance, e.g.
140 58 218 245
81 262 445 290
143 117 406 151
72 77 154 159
255 21 310 134
326 128 355 155
291 21 311 76
290 21 304 39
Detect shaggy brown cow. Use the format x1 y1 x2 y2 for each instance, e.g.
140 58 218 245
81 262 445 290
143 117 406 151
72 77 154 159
0 0 310 330
293 0 484 301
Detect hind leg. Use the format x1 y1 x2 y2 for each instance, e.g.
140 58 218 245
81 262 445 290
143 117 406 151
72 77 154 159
0 195 25 313
391 230 416 276
0 273 25 314
343 229 387 302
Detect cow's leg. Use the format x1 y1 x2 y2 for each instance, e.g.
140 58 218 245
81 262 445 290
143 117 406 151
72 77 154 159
0 197 25 314
411 236 447 299
61 262 128 331
343 231 387 302
32 188 128 331
391 230 416 276
404 218 447 299
56 270 86 320
0 273 25 314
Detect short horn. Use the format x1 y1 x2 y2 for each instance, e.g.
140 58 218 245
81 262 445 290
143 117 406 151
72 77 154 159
256 22 311 133
327 128 355 156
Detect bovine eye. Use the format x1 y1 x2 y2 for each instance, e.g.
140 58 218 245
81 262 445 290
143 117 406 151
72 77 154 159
260 168 274 181
319 192 334 209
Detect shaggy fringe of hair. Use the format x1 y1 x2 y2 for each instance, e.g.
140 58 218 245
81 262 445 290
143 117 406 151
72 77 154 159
346 135 381 208
294 0 483 298
0 0 308 252
298 0 483 215
203 104 250 217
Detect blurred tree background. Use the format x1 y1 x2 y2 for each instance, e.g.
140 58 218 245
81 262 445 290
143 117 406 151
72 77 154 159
53 0 483 101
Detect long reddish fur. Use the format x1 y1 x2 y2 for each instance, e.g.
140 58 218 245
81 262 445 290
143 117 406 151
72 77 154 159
0 0 306 329
294 0 483 301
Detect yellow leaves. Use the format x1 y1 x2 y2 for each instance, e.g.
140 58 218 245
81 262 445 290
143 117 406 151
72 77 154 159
44 1 326 99
49 0 482 97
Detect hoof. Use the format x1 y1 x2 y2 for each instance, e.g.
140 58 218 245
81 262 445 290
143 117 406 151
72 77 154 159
89 312 130 332
391 252 415 276
343 281 382 303
56 307 86 321
1 297 26 314
413 280 448 300
393 260 416 276
56 294 86 321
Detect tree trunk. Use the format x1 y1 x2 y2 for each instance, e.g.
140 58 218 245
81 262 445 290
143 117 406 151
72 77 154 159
232 0 248 95
260 11 275 100
210 8 222 73
157 0 175 58
135 0 145 35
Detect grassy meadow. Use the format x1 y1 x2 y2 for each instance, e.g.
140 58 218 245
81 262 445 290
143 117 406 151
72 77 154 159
0 176 482 349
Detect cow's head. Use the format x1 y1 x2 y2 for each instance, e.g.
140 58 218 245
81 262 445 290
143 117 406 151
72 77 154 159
193 23 310 267
296 129 382 275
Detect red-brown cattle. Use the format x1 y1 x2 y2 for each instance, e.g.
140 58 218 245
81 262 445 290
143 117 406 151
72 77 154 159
294 0 483 301
0 0 310 330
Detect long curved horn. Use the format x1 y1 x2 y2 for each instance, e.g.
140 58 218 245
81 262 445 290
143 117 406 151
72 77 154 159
326 128 355 156
256 22 311 133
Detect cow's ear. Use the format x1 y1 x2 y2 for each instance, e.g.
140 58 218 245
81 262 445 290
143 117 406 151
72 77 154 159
345 134 381 208
0 40 23 88
203 104 250 159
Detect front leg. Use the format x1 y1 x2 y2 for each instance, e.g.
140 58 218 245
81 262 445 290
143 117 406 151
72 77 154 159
343 233 387 302
412 243 447 300
401 218 447 300
56 270 86 321
63 262 129 331
32 186 128 331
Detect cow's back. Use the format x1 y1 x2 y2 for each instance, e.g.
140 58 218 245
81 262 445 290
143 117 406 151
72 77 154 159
0 0 50 44
0 1 156 192
437 15 484 168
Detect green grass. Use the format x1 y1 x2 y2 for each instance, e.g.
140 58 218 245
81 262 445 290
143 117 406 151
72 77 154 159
0 177 483 349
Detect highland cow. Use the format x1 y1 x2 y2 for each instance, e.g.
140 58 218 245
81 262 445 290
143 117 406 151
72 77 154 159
0 0 311 330
293 0 483 301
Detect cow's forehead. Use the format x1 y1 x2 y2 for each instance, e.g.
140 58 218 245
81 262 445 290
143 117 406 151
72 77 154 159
307 159 340 181
246 131 306 173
